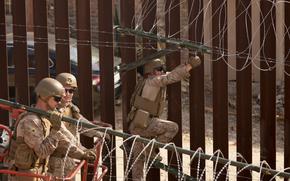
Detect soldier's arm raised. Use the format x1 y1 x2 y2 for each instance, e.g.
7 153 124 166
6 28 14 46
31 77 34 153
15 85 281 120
147 64 191 87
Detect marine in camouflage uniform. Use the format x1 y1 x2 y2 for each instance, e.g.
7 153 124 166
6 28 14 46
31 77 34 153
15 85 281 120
8 78 69 181
47 73 107 178
128 56 201 180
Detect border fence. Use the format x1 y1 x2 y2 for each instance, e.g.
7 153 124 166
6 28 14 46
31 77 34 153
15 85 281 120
0 0 289 181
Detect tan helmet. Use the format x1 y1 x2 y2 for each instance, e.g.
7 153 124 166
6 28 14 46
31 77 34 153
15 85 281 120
35 78 65 98
56 73 77 88
144 59 164 74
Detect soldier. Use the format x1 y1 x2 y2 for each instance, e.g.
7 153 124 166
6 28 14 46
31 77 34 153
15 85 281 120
127 56 201 180
8 78 70 181
47 73 109 178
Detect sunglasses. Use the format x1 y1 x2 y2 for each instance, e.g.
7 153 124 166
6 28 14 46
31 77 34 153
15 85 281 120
53 96 62 103
65 89 75 94
155 66 165 72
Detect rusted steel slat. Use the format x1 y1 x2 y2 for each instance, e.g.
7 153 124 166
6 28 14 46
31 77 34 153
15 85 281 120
165 1 182 181
76 0 92 120
142 0 160 180
98 1 116 180
120 1 136 180
33 0 49 84
55 0 70 73
188 0 205 178
120 0 136 133
212 0 228 180
76 2 93 179
26 0 33 32
260 1 276 178
285 2 290 178
12 0 29 105
236 1 252 180
0 0 9 125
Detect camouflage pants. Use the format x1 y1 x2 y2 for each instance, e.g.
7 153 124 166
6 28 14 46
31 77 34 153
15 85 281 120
47 156 76 180
129 117 178 180
8 167 46 181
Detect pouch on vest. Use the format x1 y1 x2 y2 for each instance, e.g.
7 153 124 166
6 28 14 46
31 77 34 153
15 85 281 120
14 139 37 169
132 109 151 129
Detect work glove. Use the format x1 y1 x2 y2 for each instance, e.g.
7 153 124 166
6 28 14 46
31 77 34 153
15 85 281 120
188 55 201 69
82 149 97 162
48 110 62 131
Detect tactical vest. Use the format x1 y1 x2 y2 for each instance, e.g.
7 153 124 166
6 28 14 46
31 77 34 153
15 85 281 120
8 112 49 170
62 104 80 137
130 78 166 117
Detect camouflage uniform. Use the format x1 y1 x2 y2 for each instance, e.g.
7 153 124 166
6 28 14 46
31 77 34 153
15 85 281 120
7 78 69 181
128 63 191 180
47 103 91 179
48 73 102 179
9 113 68 181
47 120 86 179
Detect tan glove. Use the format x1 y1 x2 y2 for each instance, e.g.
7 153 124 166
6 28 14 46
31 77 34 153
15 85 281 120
82 149 97 162
188 55 201 68
48 110 62 131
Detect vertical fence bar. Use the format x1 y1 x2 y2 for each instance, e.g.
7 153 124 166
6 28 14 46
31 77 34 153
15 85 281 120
285 1 290 179
12 0 29 105
98 0 116 180
76 1 94 180
165 1 181 180
0 0 9 125
76 0 92 119
55 0 70 73
120 1 136 180
26 0 33 32
33 0 49 83
141 0 160 180
212 0 228 180
236 0 252 180
120 0 136 134
260 1 276 179
188 0 205 178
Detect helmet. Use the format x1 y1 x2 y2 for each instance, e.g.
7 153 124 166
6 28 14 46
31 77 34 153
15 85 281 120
144 59 164 74
35 78 65 98
56 73 77 88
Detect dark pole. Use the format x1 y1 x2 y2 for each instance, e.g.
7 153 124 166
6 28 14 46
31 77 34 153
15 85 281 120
12 0 29 105
99 0 116 180
55 0 70 73
212 0 228 180
188 0 205 178
76 0 93 179
120 0 136 180
260 2 276 180
236 0 252 180
0 0 9 125
165 0 182 180
33 0 49 83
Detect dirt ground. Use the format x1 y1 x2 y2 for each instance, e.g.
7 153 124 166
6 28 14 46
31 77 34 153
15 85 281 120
112 79 285 180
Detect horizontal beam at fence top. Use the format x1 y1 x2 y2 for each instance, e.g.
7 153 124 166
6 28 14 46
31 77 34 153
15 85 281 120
0 98 289 178
114 26 212 54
